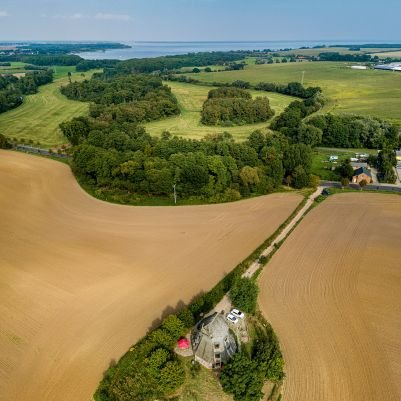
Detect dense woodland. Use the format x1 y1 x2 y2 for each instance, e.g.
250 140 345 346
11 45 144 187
308 114 401 149
201 87 275 126
61 74 179 131
0 69 53 113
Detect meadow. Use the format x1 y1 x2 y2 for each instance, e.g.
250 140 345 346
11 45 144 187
0 68 94 147
259 193 401 401
192 61 401 125
145 81 297 140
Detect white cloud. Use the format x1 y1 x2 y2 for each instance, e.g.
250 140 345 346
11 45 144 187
94 13 133 21
71 13 85 19
0 11 9 17
42 12 133 21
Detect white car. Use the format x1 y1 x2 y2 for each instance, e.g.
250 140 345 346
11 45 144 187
231 308 245 319
226 313 239 324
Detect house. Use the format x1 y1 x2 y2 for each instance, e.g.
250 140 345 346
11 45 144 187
351 161 368 169
396 150 401 162
329 155 338 162
352 167 372 184
191 312 237 370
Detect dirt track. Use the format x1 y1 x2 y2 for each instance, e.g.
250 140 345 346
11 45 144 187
0 151 301 401
259 193 401 401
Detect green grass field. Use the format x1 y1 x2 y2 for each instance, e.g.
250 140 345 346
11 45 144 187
190 61 401 125
0 69 94 147
311 147 378 180
145 81 297 140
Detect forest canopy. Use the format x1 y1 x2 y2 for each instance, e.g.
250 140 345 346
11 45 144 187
201 87 275 126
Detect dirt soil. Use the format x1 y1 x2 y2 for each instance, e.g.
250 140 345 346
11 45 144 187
0 150 302 401
259 193 401 401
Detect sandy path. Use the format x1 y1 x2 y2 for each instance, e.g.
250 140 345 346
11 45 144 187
259 193 401 401
0 150 301 401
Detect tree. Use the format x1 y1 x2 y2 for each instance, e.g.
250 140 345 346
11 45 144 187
291 165 310 189
229 277 259 313
67 71 72 84
161 315 186 340
220 353 264 401
204 67 212 72
158 361 185 394
297 124 323 147
340 177 350 188
0 133 11 149
337 159 354 180
192 67 201 73
309 174 320 188
239 166 260 187
359 179 368 189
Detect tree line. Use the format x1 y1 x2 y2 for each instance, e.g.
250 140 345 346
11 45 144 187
164 73 322 99
0 69 53 113
308 114 401 149
201 87 275 126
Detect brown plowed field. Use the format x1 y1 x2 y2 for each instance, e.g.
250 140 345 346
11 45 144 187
0 150 302 401
259 193 401 401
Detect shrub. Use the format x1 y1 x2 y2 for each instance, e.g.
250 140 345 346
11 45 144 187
340 177 350 187
258 255 268 265
177 307 195 329
0 133 11 149
229 277 259 313
159 361 185 394
161 315 186 340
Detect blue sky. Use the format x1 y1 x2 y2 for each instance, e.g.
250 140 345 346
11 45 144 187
0 0 400 42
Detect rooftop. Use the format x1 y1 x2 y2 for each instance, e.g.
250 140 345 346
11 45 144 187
353 167 372 178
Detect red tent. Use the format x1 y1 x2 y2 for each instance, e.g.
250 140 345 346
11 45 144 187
177 337 189 349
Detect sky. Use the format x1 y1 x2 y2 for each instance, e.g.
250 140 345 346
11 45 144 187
0 0 400 42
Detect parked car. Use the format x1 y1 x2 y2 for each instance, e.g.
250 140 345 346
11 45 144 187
321 188 330 196
226 313 239 324
230 308 245 319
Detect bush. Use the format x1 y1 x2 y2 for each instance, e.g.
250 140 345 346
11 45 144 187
229 277 259 313
340 177 350 187
159 361 185 394
161 315 186 340
0 133 11 149
220 353 264 401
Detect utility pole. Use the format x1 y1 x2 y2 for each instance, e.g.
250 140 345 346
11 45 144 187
173 184 177 205
301 71 305 85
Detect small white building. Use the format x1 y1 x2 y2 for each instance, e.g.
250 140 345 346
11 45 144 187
329 155 338 162
350 65 368 70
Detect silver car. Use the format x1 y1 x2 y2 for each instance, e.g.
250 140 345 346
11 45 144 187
226 313 239 324
231 308 245 319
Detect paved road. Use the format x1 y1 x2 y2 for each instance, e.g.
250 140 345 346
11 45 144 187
321 180 401 193
243 187 323 279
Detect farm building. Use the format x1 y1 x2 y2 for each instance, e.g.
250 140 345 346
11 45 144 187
191 312 237 369
352 167 372 184
351 161 368 169
374 62 401 72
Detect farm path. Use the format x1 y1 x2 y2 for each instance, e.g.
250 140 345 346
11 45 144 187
243 186 323 278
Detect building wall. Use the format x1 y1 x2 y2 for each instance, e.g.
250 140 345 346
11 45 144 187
352 173 372 184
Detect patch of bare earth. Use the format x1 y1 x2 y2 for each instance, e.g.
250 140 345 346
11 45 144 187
0 150 302 401
259 193 401 401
